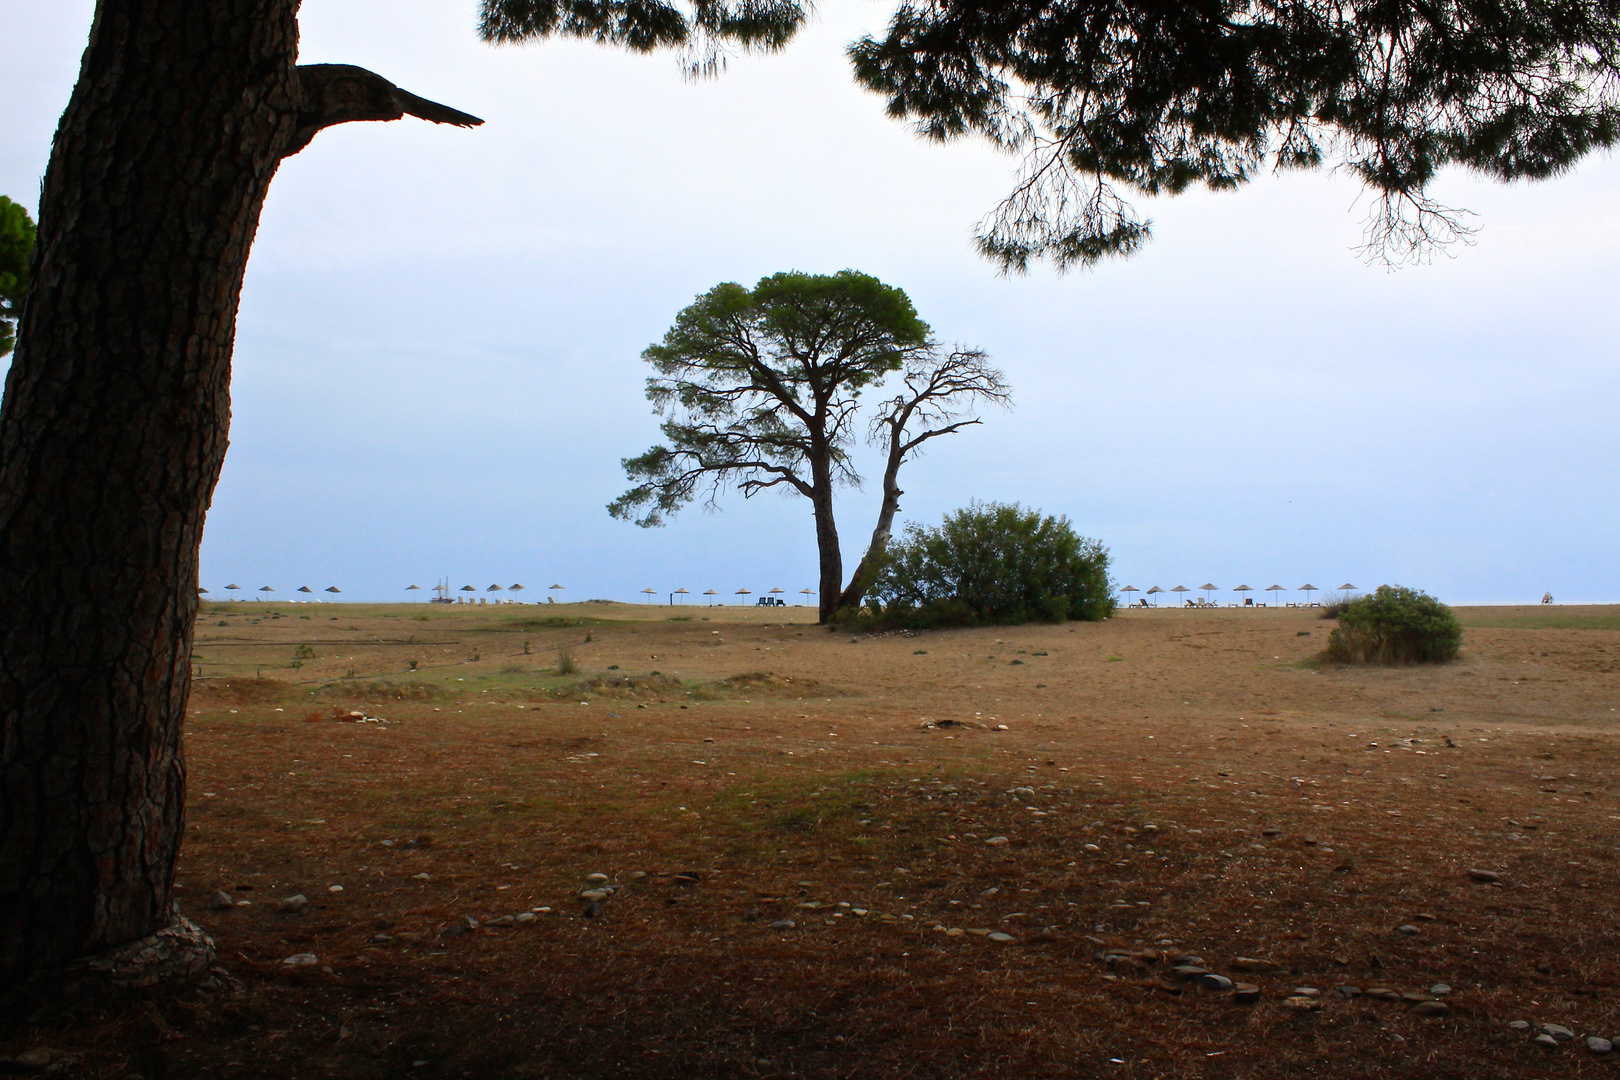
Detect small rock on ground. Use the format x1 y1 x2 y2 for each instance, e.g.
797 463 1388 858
1543 1024 1575 1042
769 919 795 930
1429 983 1451 996
1467 869 1500 883
1283 996 1322 1012
1508 1021 1531 1031
277 894 308 913
1396 924 1421 935
1586 1037 1612 1055
208 889 235 911
1532 1034 1560 1049
1198 974 1233 991
1411 1001 1449 1018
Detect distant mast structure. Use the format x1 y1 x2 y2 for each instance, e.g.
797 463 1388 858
431 576 454 604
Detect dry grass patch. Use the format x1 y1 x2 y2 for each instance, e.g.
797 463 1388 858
6 604 1619 1078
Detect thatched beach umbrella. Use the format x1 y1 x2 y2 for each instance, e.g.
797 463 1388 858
1336 583 1356 603
703 589 719 605
1145 586 1164 607
1265 584 1285 607
1233 584 1253 606
198 587 209 594
800 588 815 605
769 587 785 597
258 585 274 593
1120 585 1139 606
325 586 341 594
297 585 313 594
673 587 690 604
735 587 752 605
1199 583 1218 605
406 584 421 592
1298 583 1318 604
509 584 525 592
488 584 503 592
641 588 658 601
225 584 241 591
1170 585 1190 606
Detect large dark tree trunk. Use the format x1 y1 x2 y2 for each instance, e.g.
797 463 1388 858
0 0 302 985
0 0 477 984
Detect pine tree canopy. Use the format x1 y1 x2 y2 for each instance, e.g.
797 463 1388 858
479 0 809 72
847 0 1620 270
609 270 932 527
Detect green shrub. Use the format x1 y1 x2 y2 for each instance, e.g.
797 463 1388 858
859 501 1114 629
1325 585 1462 665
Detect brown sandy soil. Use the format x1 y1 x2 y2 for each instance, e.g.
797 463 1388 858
7 602 1619 1078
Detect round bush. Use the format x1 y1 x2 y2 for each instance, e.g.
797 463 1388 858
1325 585 1462 665
864 501 1113 628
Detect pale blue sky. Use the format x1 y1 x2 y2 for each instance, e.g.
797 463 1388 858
3 1 1616 605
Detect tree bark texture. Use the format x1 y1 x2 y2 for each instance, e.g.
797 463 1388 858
0 0 303 982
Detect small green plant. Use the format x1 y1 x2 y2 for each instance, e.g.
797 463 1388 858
293 643 315 659
557 645 579 676
584 631 594 643
289 659 304 670
607 664 620 670
407 659 420 671
523 639 532 655
1325 585 1462 665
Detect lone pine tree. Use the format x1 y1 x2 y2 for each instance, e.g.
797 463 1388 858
609 271 1008 623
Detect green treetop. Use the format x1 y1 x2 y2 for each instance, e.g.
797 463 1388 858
0 196 36 358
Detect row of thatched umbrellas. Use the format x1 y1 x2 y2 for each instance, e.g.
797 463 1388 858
1119 583 1357 606
199 584 342 596
200 583 818 604
639 587 816 604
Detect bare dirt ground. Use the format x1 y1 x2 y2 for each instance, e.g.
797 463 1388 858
7 602 1619 1078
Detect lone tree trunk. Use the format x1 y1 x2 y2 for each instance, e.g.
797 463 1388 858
0 0 478 984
